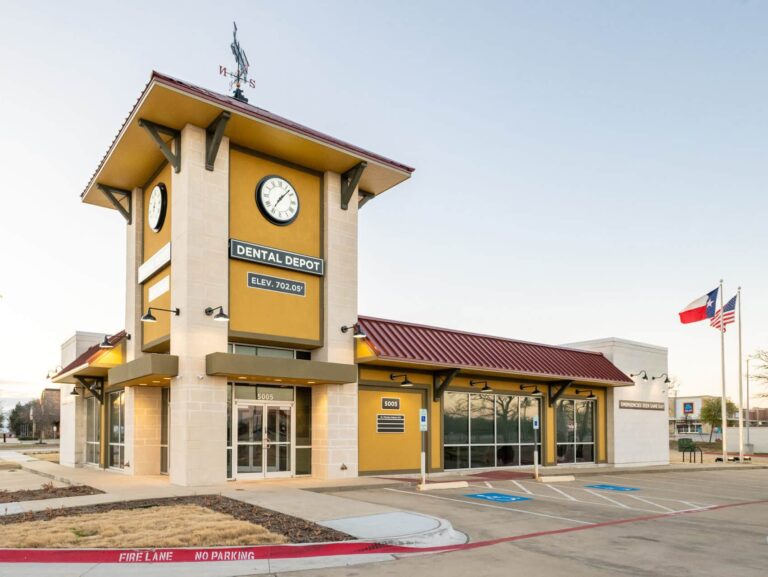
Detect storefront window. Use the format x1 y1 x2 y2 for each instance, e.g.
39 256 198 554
85 396 100 466
295 387 312 476
444 392 541 469
108 390 125 469
556 399 595 464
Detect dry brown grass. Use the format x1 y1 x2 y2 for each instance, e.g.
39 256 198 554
0 504 287 548
34 452 59 463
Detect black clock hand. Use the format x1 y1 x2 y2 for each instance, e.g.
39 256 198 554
274 191 289 207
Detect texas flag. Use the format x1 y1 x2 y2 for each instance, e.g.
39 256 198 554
678 287 719 324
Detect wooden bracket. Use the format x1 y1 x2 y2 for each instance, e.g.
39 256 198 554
96 184 132 224
433 368 460 402
205 111 231 171
138 118 181 173
340 161 367 210
358 190 375 209
548 380 573 407
74 376 104 404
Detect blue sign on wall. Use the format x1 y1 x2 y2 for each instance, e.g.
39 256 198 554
585 484 639 492
465 493 531 503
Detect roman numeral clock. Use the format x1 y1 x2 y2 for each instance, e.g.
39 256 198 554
256 175 299 225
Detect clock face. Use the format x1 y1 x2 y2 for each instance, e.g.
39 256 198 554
256 176 300 225
147 183 167 232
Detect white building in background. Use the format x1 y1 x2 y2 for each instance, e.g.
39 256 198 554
564 338 669 466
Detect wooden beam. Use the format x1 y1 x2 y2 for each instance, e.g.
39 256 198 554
96 184 132 223
138 118 181 173
205 111 231 171
548 380 573 407
340 162 367 210
74 376 104 404
433 368 460 402
358 190 375 209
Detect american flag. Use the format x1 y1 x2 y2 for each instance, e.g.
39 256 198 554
710 295 737 331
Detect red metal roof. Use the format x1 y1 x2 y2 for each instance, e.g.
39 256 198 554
357 317 633 385
54 331 127 379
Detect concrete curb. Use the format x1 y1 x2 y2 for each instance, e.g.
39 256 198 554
564 464 768 478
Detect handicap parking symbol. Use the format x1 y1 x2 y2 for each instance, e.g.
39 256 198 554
465 492 531 503
585 484 639 492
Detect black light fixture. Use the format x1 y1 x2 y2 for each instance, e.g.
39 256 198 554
205 306 230 322
341 324 367 339
630 370 649 381
99 333 131 349
70 385 80 396
390 373 413 388
652 372 671 384
576 388 597 400
141 307 180 323
520 384 544 397
470 379 493 393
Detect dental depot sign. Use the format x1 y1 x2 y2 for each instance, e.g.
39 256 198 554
230 239 324 276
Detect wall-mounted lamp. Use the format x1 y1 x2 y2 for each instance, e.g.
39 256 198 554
390 373 413 388
520 384 544 397
70 385 80 396
341 324 367 339
575 388 597 400
141 307 180 323
470 379 493 393
630 370 649 381
652 372 671 384
204 306 230 322
99 333 131 349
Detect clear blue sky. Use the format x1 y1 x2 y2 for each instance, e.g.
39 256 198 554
0 1 766 404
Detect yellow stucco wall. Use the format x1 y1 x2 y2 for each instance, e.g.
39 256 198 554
142 164 172 261
228 149 322 345
142 268 171 351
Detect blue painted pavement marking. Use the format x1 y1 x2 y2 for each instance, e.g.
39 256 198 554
585 484 639 492
465 492 532 503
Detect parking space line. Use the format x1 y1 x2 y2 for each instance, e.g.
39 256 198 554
484 481 493 489
511 480 532 494
585 489 632 509
623 494 676 512
384 488 595 525
547 485 578 501
593 474 765 502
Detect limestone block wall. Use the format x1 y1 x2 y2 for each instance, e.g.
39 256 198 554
311 171 359 479
129 386 163 475
59 384 85 467
169 124 230 486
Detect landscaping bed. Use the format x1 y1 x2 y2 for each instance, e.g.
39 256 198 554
0 482 102 503
0 495 352 547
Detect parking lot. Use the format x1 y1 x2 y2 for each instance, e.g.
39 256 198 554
310 468 768 577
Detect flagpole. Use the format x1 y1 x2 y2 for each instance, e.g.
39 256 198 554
737 287 744 462
719 279 728 463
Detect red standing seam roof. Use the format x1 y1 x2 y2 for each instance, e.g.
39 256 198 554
54 331 127 379
357 317 633 386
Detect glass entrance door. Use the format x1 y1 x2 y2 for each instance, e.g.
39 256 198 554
236 403 293 478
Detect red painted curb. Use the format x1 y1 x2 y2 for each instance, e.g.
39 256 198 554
1 499 765 564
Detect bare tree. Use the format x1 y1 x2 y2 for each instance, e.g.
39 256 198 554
750 350 768 398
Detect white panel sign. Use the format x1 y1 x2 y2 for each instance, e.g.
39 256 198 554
138 242 171 284
147 274 170 302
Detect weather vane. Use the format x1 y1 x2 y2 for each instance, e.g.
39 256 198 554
219 21 254 102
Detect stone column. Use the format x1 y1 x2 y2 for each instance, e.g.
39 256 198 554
128 386 163 475
169 124 230 486
125 186 144 362
59 384 85 467
311 171 359 479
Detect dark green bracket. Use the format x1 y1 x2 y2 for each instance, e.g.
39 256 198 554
358 190 375 209
74 376 104 404
138 118 181 173
205 111 231 171
548 380 573 407
340 161 367 210
433 368 460 402
97 183 132 224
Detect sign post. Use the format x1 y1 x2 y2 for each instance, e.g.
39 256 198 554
419 409 428 486
532 416 540 481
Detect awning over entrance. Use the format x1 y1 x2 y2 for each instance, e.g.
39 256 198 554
51 331 127 385
356 316 633 388
206 353 356 385
108 353 179 387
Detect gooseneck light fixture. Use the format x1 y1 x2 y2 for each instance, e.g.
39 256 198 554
520 384 544 397
630 370 649 381
70 385 80 396
204 306 230 322
652 372 671 384
470 380 493 393
575 388 597 400
390 373 413 388
99 333 131 349
341 324 367 339
141 307 180 323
